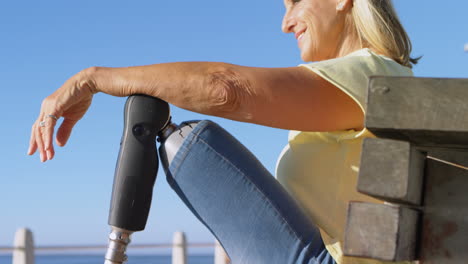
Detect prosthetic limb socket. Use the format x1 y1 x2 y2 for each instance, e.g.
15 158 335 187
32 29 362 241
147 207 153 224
104 94 199 264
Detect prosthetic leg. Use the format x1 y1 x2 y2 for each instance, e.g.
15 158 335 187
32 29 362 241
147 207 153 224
104 94 303 264
104 95 200 264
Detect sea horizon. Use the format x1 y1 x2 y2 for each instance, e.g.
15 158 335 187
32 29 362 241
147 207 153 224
0 254 215 264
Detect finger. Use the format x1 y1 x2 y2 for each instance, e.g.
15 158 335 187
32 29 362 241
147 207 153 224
35 120 47 162
42 116 59 160
46 143 55 161
56 118 78 147
28 123 38 155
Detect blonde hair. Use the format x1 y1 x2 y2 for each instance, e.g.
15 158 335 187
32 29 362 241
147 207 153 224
351 0 419 68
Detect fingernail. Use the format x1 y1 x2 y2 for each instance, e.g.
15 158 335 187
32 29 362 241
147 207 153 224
40 153 45 162
27 146 31 155
47 151 52 160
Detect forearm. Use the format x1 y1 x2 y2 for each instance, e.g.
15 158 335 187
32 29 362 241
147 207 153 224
89 62 245 117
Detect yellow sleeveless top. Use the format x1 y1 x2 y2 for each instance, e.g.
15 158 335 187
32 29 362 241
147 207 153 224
276 49 414 264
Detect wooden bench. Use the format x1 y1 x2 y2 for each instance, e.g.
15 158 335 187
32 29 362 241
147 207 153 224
343 77 468 263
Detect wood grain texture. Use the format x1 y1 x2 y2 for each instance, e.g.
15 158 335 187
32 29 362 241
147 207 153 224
344 202 419 261
358 138 425 205
366 77 468 147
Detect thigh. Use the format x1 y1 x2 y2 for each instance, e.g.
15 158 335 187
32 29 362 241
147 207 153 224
165 120 335 264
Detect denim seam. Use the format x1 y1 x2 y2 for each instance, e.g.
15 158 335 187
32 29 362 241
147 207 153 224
170 121 211 177
196 136 306 246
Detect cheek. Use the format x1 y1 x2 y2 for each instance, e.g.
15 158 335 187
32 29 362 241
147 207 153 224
300 9 318 35
302 2 340 35
302 11 329 53
302 13 340 61
302 7 330 37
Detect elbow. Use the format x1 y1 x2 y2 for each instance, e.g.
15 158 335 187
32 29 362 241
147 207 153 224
205 66 254 120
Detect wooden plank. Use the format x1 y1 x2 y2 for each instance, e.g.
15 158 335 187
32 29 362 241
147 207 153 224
343 202 419 261
366 77 468 147
419 150 468 264
357 138 425 205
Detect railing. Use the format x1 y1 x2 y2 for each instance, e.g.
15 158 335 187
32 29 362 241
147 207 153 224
0 228 230 264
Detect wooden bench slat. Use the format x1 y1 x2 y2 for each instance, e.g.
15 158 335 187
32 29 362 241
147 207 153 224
344 202 419 261
357 138 425 205
366 77 468 147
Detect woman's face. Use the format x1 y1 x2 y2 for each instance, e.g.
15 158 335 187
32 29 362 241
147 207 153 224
282 0 349 62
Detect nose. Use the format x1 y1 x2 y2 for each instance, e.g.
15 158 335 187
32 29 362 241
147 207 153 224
281 10 295 34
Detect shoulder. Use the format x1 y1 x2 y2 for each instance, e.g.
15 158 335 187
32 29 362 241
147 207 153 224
297 48 414 113
301 48 413 78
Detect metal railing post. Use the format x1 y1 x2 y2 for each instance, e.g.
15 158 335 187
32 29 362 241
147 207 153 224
172 231 187 264
12 228 34 264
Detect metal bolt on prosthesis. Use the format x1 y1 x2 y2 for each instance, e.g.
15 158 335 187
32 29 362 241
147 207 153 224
104 228 133 264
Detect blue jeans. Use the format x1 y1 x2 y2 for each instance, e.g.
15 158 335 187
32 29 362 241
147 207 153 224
165 120 336 264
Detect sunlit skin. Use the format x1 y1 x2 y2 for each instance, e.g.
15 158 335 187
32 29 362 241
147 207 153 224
28 0 364 162
282 0 359 61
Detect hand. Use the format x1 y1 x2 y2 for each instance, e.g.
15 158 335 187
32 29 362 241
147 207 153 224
28 68 96 162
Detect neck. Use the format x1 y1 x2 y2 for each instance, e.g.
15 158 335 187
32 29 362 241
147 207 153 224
334 15 364 58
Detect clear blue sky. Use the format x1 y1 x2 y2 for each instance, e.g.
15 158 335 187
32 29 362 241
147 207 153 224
0 0 467 252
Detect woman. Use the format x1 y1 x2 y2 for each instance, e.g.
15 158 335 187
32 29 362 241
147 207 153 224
28 0 418 263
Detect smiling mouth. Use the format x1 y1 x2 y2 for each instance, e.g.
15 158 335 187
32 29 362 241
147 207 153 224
296 30 306 41
298 33 305 40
